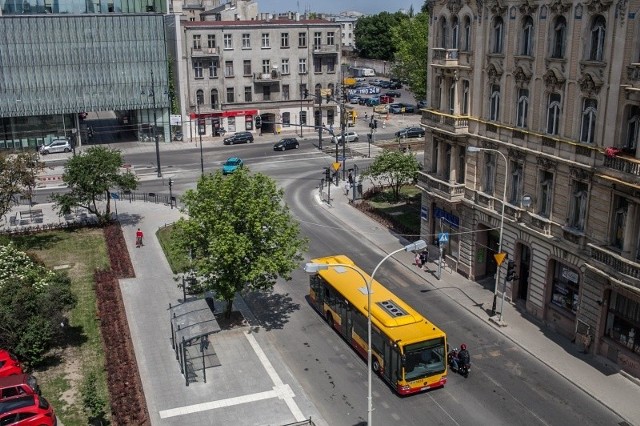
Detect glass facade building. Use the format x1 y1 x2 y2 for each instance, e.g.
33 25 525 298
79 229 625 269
1 0 167 15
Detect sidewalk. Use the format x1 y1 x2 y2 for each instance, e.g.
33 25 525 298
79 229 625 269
319 178 640 426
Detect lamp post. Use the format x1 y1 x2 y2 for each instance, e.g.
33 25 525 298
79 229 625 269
467 146 508 323
150 70 162 178
304 239 427 426
197 100 204 176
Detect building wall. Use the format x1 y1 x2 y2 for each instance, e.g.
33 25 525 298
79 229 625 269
1 0 166 15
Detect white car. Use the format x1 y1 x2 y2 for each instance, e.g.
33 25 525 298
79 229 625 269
332 131 359 144
39 139 72 155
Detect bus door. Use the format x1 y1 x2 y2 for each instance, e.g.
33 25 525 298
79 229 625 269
337 299 351 338
383 341 399 383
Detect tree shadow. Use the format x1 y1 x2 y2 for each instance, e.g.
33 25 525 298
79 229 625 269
111 212 143 227
242 290 300 331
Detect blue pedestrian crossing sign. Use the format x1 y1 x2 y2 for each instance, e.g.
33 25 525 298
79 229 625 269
438 232 449 243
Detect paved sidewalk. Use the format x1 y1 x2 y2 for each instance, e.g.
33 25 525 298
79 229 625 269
318 178 640 426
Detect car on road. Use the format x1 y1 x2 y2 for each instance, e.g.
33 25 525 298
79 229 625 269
389 103 416 114
0 351 22 378
385 90 401 98
273 138 300 151
0 394 56 426
365 97 380 106
223 131 254 145
39 138 71 155
349 96 360 104
222 157 244 175
395 126 425 139
332 131 359 144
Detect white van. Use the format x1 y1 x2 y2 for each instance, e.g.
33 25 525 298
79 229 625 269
362 68 376 77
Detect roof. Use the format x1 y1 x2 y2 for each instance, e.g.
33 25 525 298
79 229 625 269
182 18 338 29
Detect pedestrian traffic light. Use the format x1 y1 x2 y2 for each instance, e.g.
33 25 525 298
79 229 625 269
374 119 378 129
506 260 516 282
255 115 262 129
323 167 331 180
304 89 309 99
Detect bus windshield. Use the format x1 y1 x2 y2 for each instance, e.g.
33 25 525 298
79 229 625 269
403 338 446 381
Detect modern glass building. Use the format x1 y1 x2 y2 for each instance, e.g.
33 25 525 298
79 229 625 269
0 13 170 149
1 0 167 15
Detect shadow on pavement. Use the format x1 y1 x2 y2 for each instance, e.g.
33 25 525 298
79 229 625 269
243 290 300 331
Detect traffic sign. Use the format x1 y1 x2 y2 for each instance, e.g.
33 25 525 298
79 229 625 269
438 232 449 243
494 252 507 266
332 162 341 171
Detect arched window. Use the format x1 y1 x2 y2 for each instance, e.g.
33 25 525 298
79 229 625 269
589 15 606 61
625 105 640 151
551 16 566 58
516 88 529 128
463 16 472 51
492 17 504 54
314 83 322 100
490 84 501 121
546 93 561 135
328 83 335 97
196 89 204 106
439 17 448 49
580 98 597 144
210 89 219 109
521 16 534 56
451 17 459 50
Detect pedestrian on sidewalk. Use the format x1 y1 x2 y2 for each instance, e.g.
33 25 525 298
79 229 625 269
136 228 144 248
419 248 429 271
344 179 351 196
415 252 423 268
348 171 354 186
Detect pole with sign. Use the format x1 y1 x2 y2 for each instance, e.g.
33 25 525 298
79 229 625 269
437 231 448 280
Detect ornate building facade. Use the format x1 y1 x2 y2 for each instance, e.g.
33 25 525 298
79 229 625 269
419 0 640 377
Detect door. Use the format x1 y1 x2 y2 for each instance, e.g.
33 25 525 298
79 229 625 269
517 244 531 301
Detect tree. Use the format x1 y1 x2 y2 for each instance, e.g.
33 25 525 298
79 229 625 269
51 147 137 223
171 168 308 317
362 150 421 202
391 11 429 101
0 243 76 366
0 152 42 220
354 12 408 60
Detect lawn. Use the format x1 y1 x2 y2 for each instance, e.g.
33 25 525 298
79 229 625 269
4 228 111 426
156 224 190 274
364 185 422 236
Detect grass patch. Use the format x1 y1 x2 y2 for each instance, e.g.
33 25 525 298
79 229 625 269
8 228 111 426
364 185 422 236
157 224 190 274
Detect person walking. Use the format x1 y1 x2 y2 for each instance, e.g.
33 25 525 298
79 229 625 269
419 248 429 271
348 171 354 186
136 228 144 248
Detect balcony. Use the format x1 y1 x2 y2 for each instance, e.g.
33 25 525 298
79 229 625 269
417 172 465 203
431 48 460 67
191 47 220 57
423 109 469 135
589 243 640 284
602 155 640 184
253 71 282 84
312 44 339 55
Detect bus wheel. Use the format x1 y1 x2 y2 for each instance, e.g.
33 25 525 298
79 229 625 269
325 311 332 327
372 357 381 373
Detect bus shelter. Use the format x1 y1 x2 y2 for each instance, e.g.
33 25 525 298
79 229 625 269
169 297 221 386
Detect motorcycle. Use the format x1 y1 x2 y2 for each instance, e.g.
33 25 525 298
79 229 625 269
447 347 470 377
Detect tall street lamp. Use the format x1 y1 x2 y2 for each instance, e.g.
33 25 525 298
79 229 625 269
149 70 162 178
196 100 204 176
467 146 508 324
304 239 427 426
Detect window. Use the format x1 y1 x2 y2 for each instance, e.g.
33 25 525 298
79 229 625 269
314 57 322 73
210 89 219 109
490 84 500 121
262 59 271 74
209 60 218 78
606 292 640 355
462 80 470 115
435 76 443 109
551 17 566 58
625 106 640 151
580 98 597 144
521 16 533 56
612 196 628 250
207 34 216 49
509 162 523 205
538 171 554 217
298 32 307 47
439 17 448 48
327 32 335 45
244 86 252 102
492 17 504 54
550 262 580 315
196 89 204 105
457 147 466 184
240 60 249 76
283 84 290 101
300 83 307 98
261 33 270 48
327 57 335 72
193 34 201 49
299 58 307 74
242 33 250 48
194 61 203 78
226 87 235 103
283 112 291 126
568 181 588 231
225 61 234 77
516 88 529 128
314 32 322 48
484 153 496 196
432 139 439 173
224 34 232 49
281 32 289 48
451 17 459 50
301 111 307 125
463 17 471 51
263 85 271 101
590 16 606 61
448 82 455 114
444 144 452 179
281 59 290 74
546 93 561 135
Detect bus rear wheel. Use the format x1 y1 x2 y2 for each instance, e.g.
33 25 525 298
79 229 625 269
325 311 332 327
372 357 381 373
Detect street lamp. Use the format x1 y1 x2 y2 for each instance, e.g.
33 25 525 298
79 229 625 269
150 71 162 177
196 100 204 176
304 239 427 426
467 146 508 324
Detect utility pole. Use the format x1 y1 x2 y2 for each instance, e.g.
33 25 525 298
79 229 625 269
318 93 323 150
197 101 204 175
150 70 162 178
341 83 347 180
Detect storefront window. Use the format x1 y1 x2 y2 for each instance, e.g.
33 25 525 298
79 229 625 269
550 262 579 314
245 116 253 131
228 117 236 133
606 292 639 355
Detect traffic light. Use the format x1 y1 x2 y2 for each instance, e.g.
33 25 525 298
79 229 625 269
304 89 309 99
374 119 378 129
255 115 262 129
323 167 331 180
505 260 516 282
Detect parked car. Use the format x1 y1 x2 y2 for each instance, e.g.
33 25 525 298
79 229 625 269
395 126 425 139
379 95 394 104
0 374 40 400
385 90 401 98
417 100 428 109
389 103 416 114
273 138 299 151
0 394 56 426
379 81 391 88
389 81 402 89
365 97 380 106
358 97 369 105
39 138 71 155
0 351 22 378
223 131 254 145
349 96 361 104
332 131 359 144
222 157 244 175
373 104 389 114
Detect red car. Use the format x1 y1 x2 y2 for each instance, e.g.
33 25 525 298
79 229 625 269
0 351 22 378
0 394 56 426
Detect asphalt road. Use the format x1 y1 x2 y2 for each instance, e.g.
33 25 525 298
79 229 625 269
35 141 624 426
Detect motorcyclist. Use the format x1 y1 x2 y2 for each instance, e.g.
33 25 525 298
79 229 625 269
451 343 470 371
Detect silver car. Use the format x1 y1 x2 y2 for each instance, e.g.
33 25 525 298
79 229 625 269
39 139 71 155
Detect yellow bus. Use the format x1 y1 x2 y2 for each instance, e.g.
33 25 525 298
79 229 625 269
308 255 447 395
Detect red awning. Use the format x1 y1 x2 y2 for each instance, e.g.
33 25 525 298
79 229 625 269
189 109 258 119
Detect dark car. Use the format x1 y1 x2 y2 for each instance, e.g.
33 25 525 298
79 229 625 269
389 103 416 114
417 100 428 109
385 90 401 98
358 97 369 105
395 126 425 139
273 138 300 151
389 81 402 89
223 131 254 145
365 97 381 106
378 81 391 88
